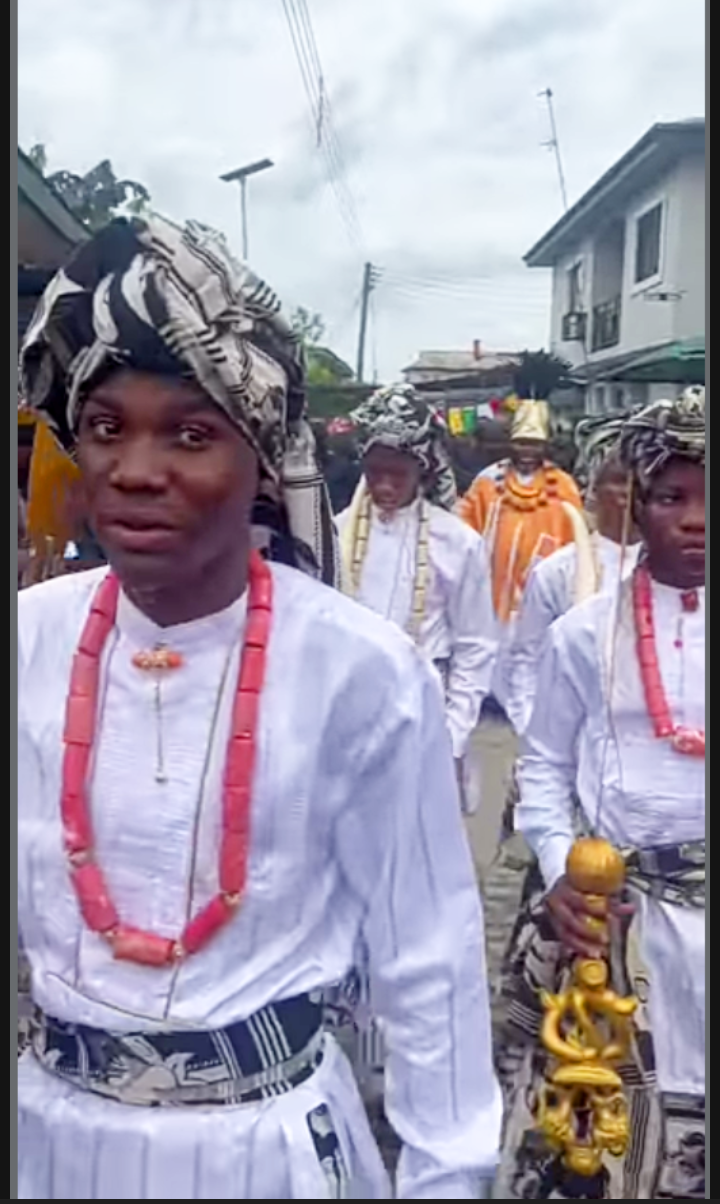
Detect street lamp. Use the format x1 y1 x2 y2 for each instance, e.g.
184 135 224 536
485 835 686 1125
220 158 274 261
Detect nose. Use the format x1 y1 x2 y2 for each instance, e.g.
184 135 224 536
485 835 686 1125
109 437 168 493
680 496 705 531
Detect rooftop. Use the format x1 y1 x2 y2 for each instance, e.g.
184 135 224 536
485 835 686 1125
18 147 89 252
403 348 520 375
525 119 705 268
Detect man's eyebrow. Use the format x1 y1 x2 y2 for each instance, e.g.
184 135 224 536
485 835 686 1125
83 392 223 419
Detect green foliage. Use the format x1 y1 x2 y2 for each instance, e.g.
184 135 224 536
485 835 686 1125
307 383 373 420
289 306 355 387
306 345 354 386
290 306 325 345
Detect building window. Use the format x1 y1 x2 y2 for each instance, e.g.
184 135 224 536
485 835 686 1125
589 385 606 415
567 262 583 311
635 202 663 283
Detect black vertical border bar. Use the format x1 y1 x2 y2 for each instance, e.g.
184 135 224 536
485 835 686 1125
10 0 20 1195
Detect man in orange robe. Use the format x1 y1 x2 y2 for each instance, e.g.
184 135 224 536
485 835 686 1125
458 400 582 626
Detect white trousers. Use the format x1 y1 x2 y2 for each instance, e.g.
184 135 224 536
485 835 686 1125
18 1034 391 1199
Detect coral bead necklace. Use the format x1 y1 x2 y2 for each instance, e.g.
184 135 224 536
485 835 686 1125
61 550 273 967
632 562 704 758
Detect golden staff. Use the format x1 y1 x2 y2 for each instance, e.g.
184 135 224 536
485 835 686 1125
537 839 638 1177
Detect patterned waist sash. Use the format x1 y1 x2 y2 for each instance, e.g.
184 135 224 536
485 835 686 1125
30 993 324 1107
622 839 705 909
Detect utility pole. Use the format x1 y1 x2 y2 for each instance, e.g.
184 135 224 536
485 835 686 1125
356 262 375 383
539 87 569 212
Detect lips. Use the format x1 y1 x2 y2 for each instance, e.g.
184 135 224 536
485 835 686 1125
102 516 180 554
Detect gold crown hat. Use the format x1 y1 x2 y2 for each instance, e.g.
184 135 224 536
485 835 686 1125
511 398 551 442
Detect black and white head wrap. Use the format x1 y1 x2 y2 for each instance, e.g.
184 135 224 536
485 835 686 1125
350 383 458 510
573 412 629 497
19 212 339 586
619 387 705 491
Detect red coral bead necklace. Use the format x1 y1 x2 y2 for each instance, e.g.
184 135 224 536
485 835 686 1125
632 562 704 758
61 549 273 968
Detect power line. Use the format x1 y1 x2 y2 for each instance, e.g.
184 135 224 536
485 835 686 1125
376 273 551 309
280 0 367 253
380 275 551 299
294 0 366 249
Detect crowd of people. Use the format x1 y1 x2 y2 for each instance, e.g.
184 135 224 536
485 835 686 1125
17 212 704 1200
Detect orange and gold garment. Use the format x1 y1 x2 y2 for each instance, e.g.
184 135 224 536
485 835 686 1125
18 409 82 581
458 462 583 623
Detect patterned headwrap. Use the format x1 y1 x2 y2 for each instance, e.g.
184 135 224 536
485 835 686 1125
619 386 705 490
20 212 339 586
350 383 457 510
573 412 628 492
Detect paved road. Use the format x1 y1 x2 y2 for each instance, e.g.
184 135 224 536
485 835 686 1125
464 716 527 1021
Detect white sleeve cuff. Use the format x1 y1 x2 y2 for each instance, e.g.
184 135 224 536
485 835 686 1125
538 835 574 891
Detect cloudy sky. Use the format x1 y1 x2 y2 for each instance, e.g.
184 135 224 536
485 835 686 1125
18 0 705 379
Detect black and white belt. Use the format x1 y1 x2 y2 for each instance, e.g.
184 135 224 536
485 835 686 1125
30 993 325 1107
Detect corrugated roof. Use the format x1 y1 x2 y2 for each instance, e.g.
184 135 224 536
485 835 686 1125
403 350 520 374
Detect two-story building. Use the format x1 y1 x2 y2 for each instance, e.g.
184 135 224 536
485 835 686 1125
525 120 705 414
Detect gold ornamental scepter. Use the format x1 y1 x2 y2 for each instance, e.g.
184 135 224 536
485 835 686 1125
537 838 638 1178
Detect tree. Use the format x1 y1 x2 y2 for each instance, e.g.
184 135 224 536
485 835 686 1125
289 306 354 386
513 350 573 401
25 144 150 231
290 306 325 346
27 143 47 174
306 345 354 387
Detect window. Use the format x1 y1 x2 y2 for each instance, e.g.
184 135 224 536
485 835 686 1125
589 385 606 415
635 203 663 284
567 262 583 311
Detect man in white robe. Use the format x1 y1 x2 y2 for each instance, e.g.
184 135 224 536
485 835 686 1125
336 382 497 803
17 215 502 1199
494 388 705 1199
505 416 642 739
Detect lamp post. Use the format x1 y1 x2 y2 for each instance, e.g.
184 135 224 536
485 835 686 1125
220 158 274 261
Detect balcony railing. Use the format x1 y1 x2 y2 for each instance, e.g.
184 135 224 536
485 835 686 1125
592 296 622 352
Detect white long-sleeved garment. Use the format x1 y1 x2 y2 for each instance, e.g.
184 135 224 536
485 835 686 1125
517 579 705 1098
335 498 497 759
505 534 640 735
18 564 501 1199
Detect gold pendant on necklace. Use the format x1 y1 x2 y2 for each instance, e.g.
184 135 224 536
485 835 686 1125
132 643 184 785
153 677 168 785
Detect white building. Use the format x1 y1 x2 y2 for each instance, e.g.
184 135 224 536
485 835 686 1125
525 120 705 414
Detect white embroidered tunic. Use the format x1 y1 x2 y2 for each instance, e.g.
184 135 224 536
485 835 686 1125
517 580 705 1098
18 565 501 1199
335 498 497 759
506 535 641 735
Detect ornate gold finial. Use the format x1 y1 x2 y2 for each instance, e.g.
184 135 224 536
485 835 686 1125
537 838 638 1177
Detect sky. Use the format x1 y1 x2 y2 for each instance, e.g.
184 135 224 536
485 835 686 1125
18 0 706 381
